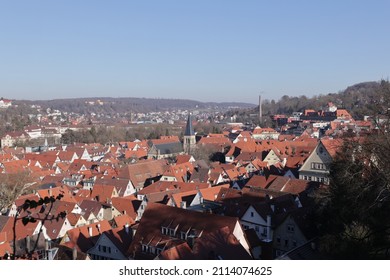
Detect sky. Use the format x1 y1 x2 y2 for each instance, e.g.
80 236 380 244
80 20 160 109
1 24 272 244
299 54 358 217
1 0 389 103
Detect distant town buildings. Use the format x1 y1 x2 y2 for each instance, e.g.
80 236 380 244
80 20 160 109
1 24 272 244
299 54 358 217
0 97 383 260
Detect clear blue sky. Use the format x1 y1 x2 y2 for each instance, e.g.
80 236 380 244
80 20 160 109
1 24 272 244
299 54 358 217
1 0 389 103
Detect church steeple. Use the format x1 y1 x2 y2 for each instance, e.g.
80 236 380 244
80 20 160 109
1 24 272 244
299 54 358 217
184 113 195 136
183 113 196 154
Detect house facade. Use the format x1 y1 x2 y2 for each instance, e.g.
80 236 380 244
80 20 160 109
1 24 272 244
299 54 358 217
298 140 333 184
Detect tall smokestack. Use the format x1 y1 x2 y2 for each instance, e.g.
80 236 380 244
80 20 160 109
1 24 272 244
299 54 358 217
259 95 263 124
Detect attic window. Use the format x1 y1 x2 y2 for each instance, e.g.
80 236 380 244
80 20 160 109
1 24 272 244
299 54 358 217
287 225 295 233
161 227 168 235
319 147 324 154
180 231 187 240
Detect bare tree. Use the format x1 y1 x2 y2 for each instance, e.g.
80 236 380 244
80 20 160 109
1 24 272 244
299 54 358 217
0 171 37 214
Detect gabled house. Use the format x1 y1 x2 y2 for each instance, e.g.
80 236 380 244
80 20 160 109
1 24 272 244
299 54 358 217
272 208 316 258
95 178 136 197
160 162 194 182
90 184 119 204
57 151 79 163
67 213 87 228
117 159 167 191
157 226 252 260
79 200 105 224
298 139 342 185
60 220 112 254
127 203 251 260
87 226 133 260
263 148 283 166
42 215 73 241
66 147 92 161
238 194 302 243
111 196 142 221
245 158 268 175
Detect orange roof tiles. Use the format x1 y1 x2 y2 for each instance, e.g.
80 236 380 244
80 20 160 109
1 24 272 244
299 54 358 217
321 138 344 158
62 220 111 252
90 184 118 203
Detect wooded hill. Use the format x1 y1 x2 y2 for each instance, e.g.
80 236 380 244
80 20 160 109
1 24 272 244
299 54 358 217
230 80 389 121
13 97 256 115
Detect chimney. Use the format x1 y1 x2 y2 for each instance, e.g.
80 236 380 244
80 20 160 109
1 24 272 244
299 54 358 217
259 95 262 124
88 226 93 237
72 246 78 260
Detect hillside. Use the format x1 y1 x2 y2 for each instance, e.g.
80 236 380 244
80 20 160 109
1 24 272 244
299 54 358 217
13 97 256 115
233 80 389 121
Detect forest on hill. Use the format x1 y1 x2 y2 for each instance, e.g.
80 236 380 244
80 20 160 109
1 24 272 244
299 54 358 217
13 97 256 115
229 80 389 122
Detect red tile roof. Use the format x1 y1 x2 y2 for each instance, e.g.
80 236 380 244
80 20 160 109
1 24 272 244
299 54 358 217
62 220 111 252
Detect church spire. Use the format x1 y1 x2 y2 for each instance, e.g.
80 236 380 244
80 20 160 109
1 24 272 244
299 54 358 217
183 113 196 154
184 113 195 136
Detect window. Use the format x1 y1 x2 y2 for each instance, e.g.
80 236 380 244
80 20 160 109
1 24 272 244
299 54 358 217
255 226 259 232
162 227 168 235
108 247 111 254
276 237 281 244
141 244 148 252
287 225 295 233
250 212 254 217
303 176 307 180
284 239 289 247
293 240 297 247
102 246 107 253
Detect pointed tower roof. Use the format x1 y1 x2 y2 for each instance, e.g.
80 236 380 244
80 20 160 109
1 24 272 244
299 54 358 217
184 113 195 136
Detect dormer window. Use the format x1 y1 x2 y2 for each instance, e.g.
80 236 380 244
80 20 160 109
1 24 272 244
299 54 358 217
180 231 187 240
161 227 168 235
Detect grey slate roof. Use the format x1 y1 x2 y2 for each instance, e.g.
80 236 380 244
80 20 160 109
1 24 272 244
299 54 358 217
184 114 195 136
154 142 183 155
